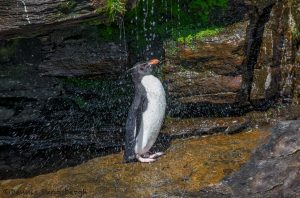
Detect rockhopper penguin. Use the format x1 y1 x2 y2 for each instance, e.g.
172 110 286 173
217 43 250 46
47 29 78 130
124 59 166 163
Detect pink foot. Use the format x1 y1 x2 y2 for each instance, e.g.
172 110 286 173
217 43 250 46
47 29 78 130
149 152 164 159
137 155 156 163
136 152 164 163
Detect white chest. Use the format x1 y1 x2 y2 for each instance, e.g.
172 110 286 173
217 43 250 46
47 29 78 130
135 75 166 154
141 75 165 97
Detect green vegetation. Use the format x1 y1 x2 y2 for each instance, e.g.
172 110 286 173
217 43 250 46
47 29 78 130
58 0 77 14
81 0 229 56
174 26 223 48
124 0 228 53
96 0 126 22
74 96 87 109
0 39 18 62
97 25 118 41
164 115 178 125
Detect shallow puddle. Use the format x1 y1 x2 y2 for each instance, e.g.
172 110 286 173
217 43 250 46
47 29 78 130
0 129 269 198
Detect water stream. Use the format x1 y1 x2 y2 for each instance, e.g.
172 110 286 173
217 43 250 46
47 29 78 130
19 0 31 24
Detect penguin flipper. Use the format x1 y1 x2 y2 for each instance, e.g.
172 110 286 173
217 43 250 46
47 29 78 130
124 85 147 163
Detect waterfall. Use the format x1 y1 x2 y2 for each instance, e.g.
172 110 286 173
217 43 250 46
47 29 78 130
19 0 31 24
177 0 180 27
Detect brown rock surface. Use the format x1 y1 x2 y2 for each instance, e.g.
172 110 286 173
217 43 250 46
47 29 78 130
162 117 250 138
249 0 300 101
165 21 248 76
189 120 300 198
163 21 248 109
0 129 269 198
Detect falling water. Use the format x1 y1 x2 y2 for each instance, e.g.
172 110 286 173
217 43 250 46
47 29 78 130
118 17 128 70
149 0 155 56
19 0 31 24
170 0 174 34
165 0 168 32
120 18 127 54
177 0 181 27
130 0 179 59
135 8 139 50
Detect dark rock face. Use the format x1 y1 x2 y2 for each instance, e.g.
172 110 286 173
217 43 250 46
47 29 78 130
189 120 300 197
0 0 97 39
0 0 128 39
0 0 130 180
0 22 130 141
0 25 131 175
249 0 300 102
39 26 127 78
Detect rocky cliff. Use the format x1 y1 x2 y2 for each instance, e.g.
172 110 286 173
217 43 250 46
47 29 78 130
0 0 137 39
0 0 299 182
0 1 132 155
163 0 300 117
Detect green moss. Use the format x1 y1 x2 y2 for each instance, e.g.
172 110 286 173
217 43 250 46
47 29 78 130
164 115 177 125
175 27 223 45
96 0 126 22
97 25 117 41
74 96 87 109
0 39 18 62
58 0 77 14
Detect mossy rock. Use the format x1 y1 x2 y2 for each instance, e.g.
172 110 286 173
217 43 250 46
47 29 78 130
0 39 18 62
58 0 77 14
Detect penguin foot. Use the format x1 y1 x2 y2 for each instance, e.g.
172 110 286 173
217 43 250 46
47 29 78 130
148 152 164 159
136 152 164 163
137 155 156 163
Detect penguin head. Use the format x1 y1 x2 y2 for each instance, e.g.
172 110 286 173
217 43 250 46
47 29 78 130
132 59 160 77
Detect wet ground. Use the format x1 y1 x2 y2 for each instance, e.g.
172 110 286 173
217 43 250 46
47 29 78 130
0 128 269 198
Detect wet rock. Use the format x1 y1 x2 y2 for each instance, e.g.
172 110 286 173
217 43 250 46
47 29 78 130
236 3 274 104
246 104 300 126
248 0 300 101
192 120 300 197
0 107 14 120
0 24 130 145
39 26 128 78
165 21 248 76
293 67 300 104
0 71 61 99
0 129 269 197
163 21 248 112
243 0 277 11
162 117 250 138
166 70 242 100
0 0 130 39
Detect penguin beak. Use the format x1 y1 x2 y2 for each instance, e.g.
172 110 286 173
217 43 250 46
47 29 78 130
148 59 160 67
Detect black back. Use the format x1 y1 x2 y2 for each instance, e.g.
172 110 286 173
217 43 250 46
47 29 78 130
123 61 153 163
